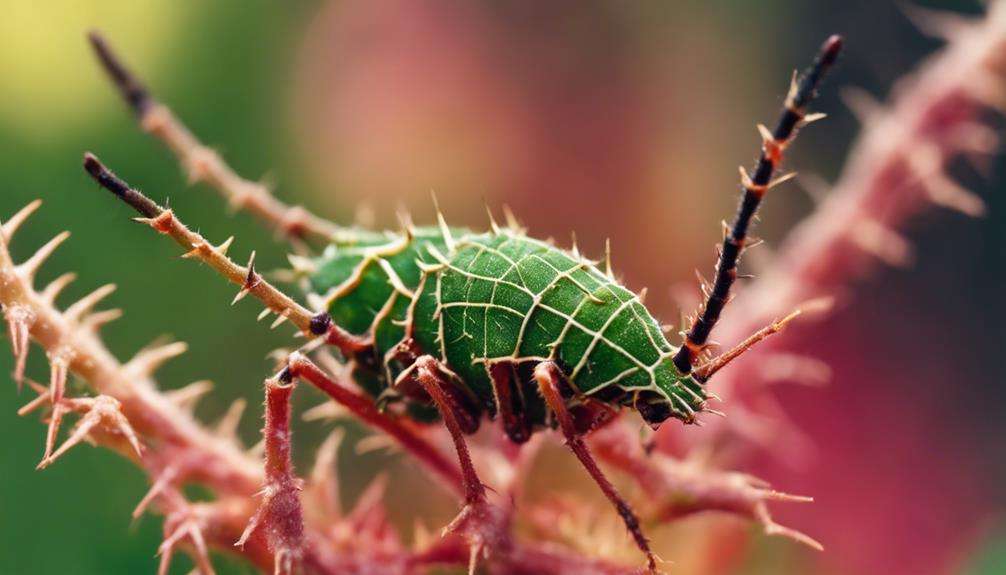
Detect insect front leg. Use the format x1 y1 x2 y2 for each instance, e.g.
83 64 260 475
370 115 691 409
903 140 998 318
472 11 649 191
533 361 659 574
410 355 508 573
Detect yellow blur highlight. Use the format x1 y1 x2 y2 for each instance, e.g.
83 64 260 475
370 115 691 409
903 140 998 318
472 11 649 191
0 1 182 139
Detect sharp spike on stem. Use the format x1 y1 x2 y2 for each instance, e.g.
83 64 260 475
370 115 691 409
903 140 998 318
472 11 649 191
40 272 77 304
133 465 180 519
164 380 213 411
215 398 246 440
127 341 188 375
47 351 70 406
900 3 977 41
17 379 51 416
309 428 345 518
850 219 914 266
80 309 124 332
270 310 290 330
4 305 33 387
1 199 42 240
19 232 70 281
38 394 143 469
64 284 117 322
840 86 884 124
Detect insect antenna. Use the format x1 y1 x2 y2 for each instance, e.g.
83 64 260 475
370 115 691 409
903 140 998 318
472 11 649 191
673 35 843 375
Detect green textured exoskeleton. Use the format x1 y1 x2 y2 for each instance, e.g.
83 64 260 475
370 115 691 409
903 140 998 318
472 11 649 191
86 30 843 573
308 223 706 442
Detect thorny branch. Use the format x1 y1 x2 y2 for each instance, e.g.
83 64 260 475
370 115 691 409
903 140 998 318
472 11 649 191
2 4 1003 574
83 153 316 335
88 31 346 244
0 202 636 573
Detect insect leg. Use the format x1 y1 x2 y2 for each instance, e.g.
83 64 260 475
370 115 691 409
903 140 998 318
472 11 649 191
673 36 843 375
533 361 658 574
413 355 507 573
488 361 531 444
284 353 466 495
88 31 345 244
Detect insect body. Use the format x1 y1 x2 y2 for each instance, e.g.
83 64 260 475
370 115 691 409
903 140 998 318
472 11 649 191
310 224 705 442
85 31 843 573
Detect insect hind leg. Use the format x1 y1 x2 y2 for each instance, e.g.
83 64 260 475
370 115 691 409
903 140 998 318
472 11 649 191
534 361 659 574
412 356 508 573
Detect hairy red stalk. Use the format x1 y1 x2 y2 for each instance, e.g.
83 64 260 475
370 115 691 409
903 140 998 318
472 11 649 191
237 379 306 575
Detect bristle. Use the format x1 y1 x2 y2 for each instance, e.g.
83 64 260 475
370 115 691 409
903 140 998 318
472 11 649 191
501 204 523 233
484 203 501 235
431 192 456 253
603 238 613 279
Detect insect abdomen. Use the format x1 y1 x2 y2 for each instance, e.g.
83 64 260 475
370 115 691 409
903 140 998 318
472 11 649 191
411 232 702 411
309 226 705 423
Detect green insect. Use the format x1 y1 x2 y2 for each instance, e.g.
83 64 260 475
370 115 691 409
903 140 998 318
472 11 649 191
85 32 843 572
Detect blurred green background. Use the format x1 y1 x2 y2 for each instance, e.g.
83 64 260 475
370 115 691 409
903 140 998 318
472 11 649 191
1 1 1003 573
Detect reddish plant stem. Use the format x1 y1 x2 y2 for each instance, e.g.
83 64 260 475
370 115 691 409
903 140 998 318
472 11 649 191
285 352 465 497
237 379 306 575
